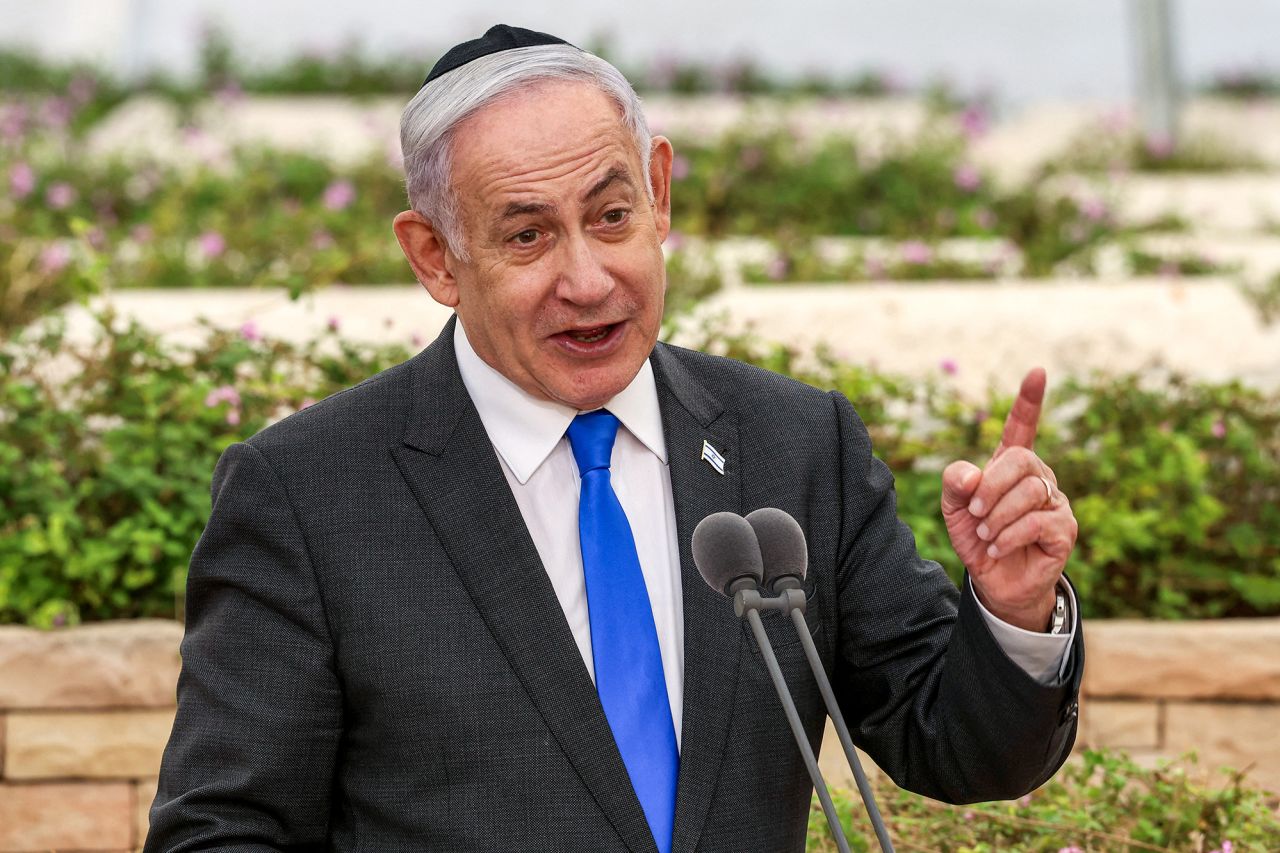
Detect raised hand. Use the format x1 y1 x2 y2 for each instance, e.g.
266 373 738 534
939 368 1078 632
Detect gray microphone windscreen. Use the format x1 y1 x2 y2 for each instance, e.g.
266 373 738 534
692 512 764 596
745 507 808 589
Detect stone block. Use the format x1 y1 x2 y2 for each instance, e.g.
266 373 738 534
0 781 132 850
136 777 158 849
1083 619 1280 701
5 709 175 780
1079 700 1160 750
0 619 183 710
1164 702 1280 794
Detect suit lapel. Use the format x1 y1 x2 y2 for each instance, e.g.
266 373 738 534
391 318 656 853
650 344 746 853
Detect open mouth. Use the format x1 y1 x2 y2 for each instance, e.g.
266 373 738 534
553 321 625 353
567 325 613 343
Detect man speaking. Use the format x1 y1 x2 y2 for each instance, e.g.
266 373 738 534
146 25 1083 852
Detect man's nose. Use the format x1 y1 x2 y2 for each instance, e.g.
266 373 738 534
555 232 615 306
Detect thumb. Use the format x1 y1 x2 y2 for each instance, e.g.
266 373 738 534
941 460 982 514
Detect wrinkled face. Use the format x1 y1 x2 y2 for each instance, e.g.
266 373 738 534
439 80 672 411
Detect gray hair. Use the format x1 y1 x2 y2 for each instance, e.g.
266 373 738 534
400 44 653 261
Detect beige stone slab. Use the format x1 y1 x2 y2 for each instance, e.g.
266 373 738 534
0 620 183 710
1078 699 1160 750
135 778 158 850
1083 619 1280 701
676 277 1280 400
1164 702 1280 794
4 709 176 780
0 781 132 850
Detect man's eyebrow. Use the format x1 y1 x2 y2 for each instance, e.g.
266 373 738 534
500 200 557 221
582 166 636 202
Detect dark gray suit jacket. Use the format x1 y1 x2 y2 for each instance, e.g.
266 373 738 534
147 316 1082 852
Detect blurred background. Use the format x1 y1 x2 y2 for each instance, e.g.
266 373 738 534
0 2 1277 850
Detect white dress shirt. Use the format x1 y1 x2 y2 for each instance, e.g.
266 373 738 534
452 321 1076 746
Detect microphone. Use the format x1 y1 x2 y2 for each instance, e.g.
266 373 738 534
691 513 852 853
745 508 895 853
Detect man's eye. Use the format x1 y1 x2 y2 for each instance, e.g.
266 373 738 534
601 209 628 225
512 229 539 245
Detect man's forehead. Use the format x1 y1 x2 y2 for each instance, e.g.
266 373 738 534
452 83 642 207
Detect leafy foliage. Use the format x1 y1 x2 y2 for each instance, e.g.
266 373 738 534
680 321 1280 621
807 750 1280 852
3 315 1278 626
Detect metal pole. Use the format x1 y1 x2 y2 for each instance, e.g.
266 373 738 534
1130 0 1181 149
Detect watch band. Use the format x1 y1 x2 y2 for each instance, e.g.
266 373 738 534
1048 585 1069 635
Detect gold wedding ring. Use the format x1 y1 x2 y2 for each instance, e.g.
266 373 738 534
1038 475 1054 509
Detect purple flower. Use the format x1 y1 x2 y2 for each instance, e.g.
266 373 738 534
41 97 73 130
974 207 996 230
1058 847 1084 853
411 332 424 347
204 385 241 408
85 227 107 250
239 321 261 342
1211 418 1227 438
953 164 982 192
1145 133 1175 159
960 105 989 139
45 182 77 210
39 242 72 274
225 409 241 426
311 229 335 250
665 230 686 251
9 162 35 199
1016 794 1032 807
940 358 959 376
962 810 974 821
327 315 341 332
130 224 153 244
323 179 356 211
52 612 68 627
1079 197 1109 223
198 231 226 259
299 397 317 410
864 256 886 278
671 155 691 181
0 103 28 142
901 240 933 265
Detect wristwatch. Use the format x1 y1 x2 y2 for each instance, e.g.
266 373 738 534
1048 582 1071 635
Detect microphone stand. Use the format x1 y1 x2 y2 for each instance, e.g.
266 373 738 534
773 584 895 853
732 585 852 853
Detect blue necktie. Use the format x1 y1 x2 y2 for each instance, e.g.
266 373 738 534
567 410 679 853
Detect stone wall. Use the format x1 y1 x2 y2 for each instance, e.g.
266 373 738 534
2 618 1277 851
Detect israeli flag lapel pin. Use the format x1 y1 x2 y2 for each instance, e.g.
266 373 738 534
700 439 726 475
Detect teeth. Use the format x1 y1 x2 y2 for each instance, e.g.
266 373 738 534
570 327 609 343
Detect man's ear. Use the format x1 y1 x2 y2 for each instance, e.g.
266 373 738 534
393 210 459 307
647 136 674 243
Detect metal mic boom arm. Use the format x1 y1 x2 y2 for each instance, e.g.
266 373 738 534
732 584 852 853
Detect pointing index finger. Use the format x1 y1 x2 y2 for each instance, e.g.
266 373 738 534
995 367 1047 457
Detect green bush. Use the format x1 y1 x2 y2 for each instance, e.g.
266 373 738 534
681 321 1280 620
0 312 412 627
806 749 1280 851
3 314 1278 626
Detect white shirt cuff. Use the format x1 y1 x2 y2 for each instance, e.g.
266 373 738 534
971 578 1078 685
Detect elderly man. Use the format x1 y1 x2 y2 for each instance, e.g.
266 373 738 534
147 25 1082 853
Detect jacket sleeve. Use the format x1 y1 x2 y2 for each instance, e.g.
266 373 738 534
145 441 341 852
826 390 1082 804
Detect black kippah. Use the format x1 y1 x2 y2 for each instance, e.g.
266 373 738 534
422 24 577 87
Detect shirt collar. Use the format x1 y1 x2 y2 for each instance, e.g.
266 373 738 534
453 319 667 484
